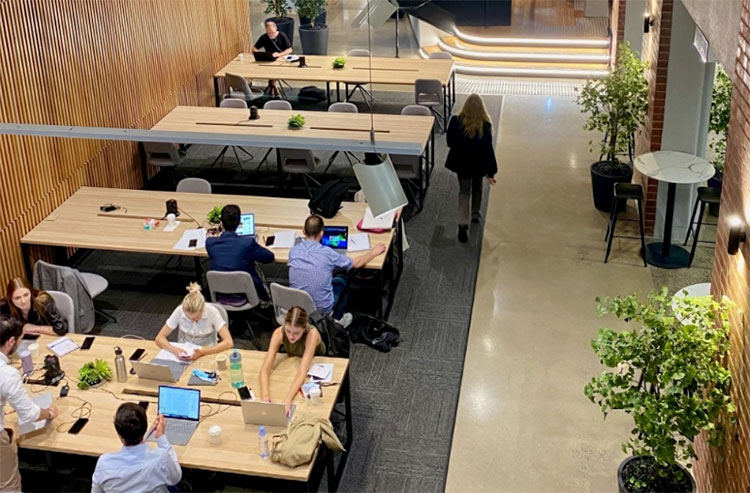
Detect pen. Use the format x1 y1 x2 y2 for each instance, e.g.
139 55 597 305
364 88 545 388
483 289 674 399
144 422 157 441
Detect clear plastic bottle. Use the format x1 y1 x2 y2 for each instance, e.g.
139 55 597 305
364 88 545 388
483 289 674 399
258 425 270 460
230 349 244 389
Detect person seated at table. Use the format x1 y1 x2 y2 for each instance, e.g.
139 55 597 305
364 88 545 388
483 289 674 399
288 215 385 327
92 403 181 493
251 20 293 97
205 204 275 301
155 283 233 361
2 277 68 336
259 306 325 416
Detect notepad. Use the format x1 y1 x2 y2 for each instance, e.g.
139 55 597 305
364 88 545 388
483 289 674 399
347 233 371 252
267 230 296 249
308 363 333 383
18 392 52 435
361 207 395 230
48 336 79 357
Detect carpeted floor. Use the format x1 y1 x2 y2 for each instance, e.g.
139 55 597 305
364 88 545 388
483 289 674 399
20 90 503 492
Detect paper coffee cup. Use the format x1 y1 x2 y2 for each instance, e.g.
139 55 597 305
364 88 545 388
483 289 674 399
208 425 222 445
215 354 228 370
28 343 39 361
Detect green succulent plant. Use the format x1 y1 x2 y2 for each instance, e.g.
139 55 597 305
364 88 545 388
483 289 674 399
77 359 113 390
331 57 345 69
287 114 306 129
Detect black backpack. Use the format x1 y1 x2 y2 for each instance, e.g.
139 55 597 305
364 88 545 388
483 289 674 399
298 85 327 103
308 179 349 218
347 316 401 353
309 311 350 358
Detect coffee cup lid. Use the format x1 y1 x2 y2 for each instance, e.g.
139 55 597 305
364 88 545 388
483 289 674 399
209 425 222 435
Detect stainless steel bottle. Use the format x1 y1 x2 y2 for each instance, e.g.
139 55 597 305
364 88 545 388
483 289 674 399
114 346 127 382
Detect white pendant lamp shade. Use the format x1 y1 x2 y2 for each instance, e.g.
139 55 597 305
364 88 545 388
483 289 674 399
353 154 409 217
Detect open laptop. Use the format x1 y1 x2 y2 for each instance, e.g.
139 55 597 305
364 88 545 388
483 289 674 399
236 212 255 237
321 226 349 250
241 400 295 427
148 386 201 446
132 358 187 383
253 51 276 62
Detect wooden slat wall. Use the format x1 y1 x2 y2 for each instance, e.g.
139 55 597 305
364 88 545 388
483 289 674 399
0 0 250 282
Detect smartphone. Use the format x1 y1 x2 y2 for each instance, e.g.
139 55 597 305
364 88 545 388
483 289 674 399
138 401 149 411
68 418 89 435
60 385 69 398
81 336 95 350
188 238 198 248
238 386 251 400
129 348 146 361
265 235 275 246
22 333 40 340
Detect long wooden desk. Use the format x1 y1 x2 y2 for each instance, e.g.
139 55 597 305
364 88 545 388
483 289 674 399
21 187 404 317
4 334 351 488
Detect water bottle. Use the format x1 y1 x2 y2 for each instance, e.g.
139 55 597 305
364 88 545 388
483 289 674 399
114 347 127 383
230 349 243 388
258 426 270 460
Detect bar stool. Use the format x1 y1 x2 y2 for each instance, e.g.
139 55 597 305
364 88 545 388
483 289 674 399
683 186 720 267
604 183 647 267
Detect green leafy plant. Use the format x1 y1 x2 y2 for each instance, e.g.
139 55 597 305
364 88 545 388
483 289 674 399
295 0 328 28
259 0 289 20
207 205 222 224
585 288 735 487
77 359 113 390
331 56 345 69
708 65 731 176
576 43 649 169
287 114 305 129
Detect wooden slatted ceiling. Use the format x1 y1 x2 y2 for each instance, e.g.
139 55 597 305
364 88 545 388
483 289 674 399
0 0 250 283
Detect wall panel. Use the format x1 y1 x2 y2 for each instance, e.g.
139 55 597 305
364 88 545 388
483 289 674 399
0 0 250 283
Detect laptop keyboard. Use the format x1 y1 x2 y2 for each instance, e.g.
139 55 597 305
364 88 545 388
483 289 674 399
166 418 196 436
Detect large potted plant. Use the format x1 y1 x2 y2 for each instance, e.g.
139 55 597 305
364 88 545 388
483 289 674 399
707 65 731 215
295 0 328 55
260 0 295 47
576 43 648 212
586 288 735 493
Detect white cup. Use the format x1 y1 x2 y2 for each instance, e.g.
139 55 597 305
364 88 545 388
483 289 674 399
28 343 39 361
310 386 321 405
215 354 228 370
166 213 176 226
208 425 222 445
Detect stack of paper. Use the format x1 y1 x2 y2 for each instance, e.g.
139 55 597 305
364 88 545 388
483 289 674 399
307 363 333 383
267 230 296 249
173 228 206 250
155 342 202 362
48 337 79 357
361 207 395 230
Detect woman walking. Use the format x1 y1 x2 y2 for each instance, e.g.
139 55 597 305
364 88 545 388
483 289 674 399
445 94 498 243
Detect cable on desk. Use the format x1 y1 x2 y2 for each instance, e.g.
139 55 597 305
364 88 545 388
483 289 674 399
199 391 238 422
119 334 145 340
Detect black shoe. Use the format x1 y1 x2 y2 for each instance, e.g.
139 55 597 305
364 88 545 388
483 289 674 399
458 225 469 243
471 214 481 224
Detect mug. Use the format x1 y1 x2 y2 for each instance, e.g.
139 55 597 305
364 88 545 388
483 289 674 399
28 343 39 361
215 353 228 370
208 425 222 445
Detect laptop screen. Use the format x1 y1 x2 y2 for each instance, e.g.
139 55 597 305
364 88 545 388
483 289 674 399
237 213 255 237
321 226 348 249
158 386 200 421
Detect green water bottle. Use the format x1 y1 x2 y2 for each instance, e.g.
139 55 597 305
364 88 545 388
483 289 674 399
230 349 244 388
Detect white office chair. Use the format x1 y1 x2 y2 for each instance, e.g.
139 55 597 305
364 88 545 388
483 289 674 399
225 73 264 103
143 142 187 185
257 100 294 171
47 290 75 334
345 49 373 109
206 271 265 348
176 178 212 194
415 78 445 133
324 102 359 174
270 283 317 326
390 105 432 212
209 99 254 169
208 302 229 327
79 271 116 323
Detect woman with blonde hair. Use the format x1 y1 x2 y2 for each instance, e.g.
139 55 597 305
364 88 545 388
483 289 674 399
445 93 498 243
258 306 325 416
155 283 233 360
3 277 68 335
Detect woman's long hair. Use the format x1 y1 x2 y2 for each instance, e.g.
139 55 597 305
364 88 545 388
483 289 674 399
458 93 492 139
5 277 50 321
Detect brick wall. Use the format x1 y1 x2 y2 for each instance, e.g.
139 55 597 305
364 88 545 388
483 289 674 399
694 0 750 490
633 0 673 234
610 0 627 66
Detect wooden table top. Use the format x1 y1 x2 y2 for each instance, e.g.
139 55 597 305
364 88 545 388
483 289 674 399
4 333 349 481
215 54 455 86
21 187 394 270
151 106 433 155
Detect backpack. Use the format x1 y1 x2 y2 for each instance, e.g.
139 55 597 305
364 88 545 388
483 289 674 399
298 85 327 103
308 179 349 218
309 311 350 358
347 316 401 353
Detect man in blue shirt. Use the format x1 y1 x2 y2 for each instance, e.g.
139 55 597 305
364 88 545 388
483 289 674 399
288 215 385 326
206 204 275 301
92 403 181 493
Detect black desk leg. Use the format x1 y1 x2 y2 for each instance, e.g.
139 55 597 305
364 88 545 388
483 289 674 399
21 243 33 281
336 82 341 102
276 148 284 187
443 85 448 130
451 71 456 110
194 256 203 285
213 77 221 107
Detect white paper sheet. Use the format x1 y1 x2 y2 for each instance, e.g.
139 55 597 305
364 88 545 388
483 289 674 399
18 392 52 435
163 221 180 232
347 233 371 252
172 228 206 250
48 337 79 357
267 230 296 249
307 363 333 383
154 342 202 362
361 207 395 230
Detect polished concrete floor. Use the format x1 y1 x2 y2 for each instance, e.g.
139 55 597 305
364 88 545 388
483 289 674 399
445 96 656 492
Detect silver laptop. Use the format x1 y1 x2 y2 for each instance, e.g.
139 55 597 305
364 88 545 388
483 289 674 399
148 386 201 446
241 400 295 427
132 359 187 383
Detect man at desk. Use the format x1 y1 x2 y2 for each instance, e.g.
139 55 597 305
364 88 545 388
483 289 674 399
251 20 293 97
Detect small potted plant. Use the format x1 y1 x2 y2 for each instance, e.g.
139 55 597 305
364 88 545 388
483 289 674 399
206 205 223 234
331 56 346 69
585 288 735 493
78 359 113 390
287 114 305 129
259 0 295 47
707 65 731 216
576 43 649 212
295 0 328 55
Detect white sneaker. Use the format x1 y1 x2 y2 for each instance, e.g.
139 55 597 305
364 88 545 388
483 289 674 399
335 313 353 328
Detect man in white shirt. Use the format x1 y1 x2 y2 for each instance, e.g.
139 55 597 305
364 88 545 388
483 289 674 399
0 315 58 491
92 402 181 493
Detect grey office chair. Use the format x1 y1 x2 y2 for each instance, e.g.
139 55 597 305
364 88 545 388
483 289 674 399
345 49 373 110
428 52 453 60
206 271 264 348
210 99 254 169
390 105 431 212
143 142 187 185
176 178 212 194
208 302 230 327
257 100 294 171
47 290 75 334
270 283 317 326
225 73 264 103
415 78 445 132
324 102 359 174
278 148 321 197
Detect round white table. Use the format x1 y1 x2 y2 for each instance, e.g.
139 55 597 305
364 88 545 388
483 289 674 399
633 151 714 268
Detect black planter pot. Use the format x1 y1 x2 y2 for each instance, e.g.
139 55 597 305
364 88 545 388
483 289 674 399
266 16 295 48
299 24 329 55
707 174 723 217
617 456 695 493
591 160 633 212
299 11 326 28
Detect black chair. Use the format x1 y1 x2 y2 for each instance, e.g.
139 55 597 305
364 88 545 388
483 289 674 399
683 186 721 267
604 183 647 267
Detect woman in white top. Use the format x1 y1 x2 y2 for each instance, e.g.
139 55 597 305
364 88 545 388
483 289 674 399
155 283 233 361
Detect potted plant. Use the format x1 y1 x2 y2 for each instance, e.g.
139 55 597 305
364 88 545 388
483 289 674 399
295 0 328 55
206 205 223 234
260 0 295 47
287 114 305 129
707 65 731 216
78 359 113 390
576 43 648 212
331 56 345 69
585 288 735 493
